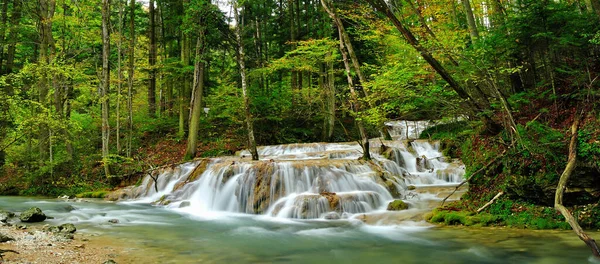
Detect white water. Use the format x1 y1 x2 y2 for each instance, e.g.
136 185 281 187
121 123 464 221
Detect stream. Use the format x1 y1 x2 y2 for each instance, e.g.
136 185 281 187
2 121 598 263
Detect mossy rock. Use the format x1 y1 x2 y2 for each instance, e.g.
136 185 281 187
20 207 46 223
0 209 15 223
387 200 409 211
76 191 109 198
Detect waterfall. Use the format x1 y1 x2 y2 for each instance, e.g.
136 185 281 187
119 122 465 220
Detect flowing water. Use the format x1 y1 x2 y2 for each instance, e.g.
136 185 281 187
1 122 598 263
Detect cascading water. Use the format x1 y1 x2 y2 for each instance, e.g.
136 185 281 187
116 122 465 221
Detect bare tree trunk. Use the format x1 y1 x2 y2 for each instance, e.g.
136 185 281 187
117 0 124 154
5 0 21 74
184 32 206 160
554 114 600 258
101 0 111 177
321 0 370 160
179 0 190 139
127 0 135 158
0 0 8 74
233 1 259 161
462 0 480 43
37 0 56 165
148 0 157 118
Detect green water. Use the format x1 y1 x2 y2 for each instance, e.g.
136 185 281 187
1 196 597 263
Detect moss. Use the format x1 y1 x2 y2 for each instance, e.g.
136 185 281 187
387 200 409 211
75 191 109 198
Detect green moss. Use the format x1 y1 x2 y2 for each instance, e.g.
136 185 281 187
75 191 109 198
387 200 409 211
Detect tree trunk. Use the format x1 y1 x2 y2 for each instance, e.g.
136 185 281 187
148 0 157 118
37 0 56 165
116 0 124 154
462 0 479 43
184 32 206 160
321 0 370 160
179 0 191 139
554 114 600 258
127 0 135 158
233 2 259 161
0 0 8 74
5 0 21 74
101 0 111 177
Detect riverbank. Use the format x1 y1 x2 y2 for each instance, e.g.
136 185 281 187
0 223 137 264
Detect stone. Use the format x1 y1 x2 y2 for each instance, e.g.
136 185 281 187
0 210 15 223
16 224 27 230
108 219 119 224
323 212 341 220
103 260 117 264
407 185 416 190
59 223 77 234
387 200 409 211
19 207 47 223
179 201 191 208
0 233 15 243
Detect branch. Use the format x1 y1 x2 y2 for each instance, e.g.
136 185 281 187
554 113 600 258
476 191 503 213
440 144 511 206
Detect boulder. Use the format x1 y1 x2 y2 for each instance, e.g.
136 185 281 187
19 207 46 223
179 201 191 208
59 223 77 234
387 200 409 211
0 233 15 243
0 210 15 223
108 219 119 224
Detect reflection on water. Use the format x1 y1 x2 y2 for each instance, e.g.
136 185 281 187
1 196 597 263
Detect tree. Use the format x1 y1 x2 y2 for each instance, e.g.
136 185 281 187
148 0 157 118
233 1 259 161
127 0 135 158
101 0 111 177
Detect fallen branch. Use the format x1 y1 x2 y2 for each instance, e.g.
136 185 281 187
440 145 511 206
554 113 600 258
476 191 503 213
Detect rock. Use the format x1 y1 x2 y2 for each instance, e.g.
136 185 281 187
19 207 47 223
103 260 117 264
387 200 409 211
407 185 416 190
108 219 119 224
74 244 85 249
43 225 60 233
16 224 27 230
323 212 341 220
0 233 15 243
0 210 15 223
179 201 191 208
59 223 77 234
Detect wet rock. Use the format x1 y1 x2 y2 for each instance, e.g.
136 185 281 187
0 210 15 223
59 223 77 234
19 207 46 223
179 201 191 208
16 224 27 230
108 219 119 224
152 195 172 206
407 185 416 190
323 212 341 220
387 200 409 211
320 192 340 211
103 260 117 264
0 233 15 242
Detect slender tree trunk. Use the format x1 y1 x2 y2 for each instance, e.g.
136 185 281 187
462 0 480 43
101 0 111 177
5 0 21 74
554 114 600 258
38 0 56 165
233 2 259 161
184 32 206 160
179 0 190 139
0 0 8 74
321 0 370 160
326 52 335 141
116 0 124 154
127 0 135 158
148 0 157 118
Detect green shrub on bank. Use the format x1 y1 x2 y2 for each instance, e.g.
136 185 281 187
75 191 109 198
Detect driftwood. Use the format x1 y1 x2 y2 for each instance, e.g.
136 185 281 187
476 191 504 213
440 145 510 206
554 114 600 258
0 249 19 260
